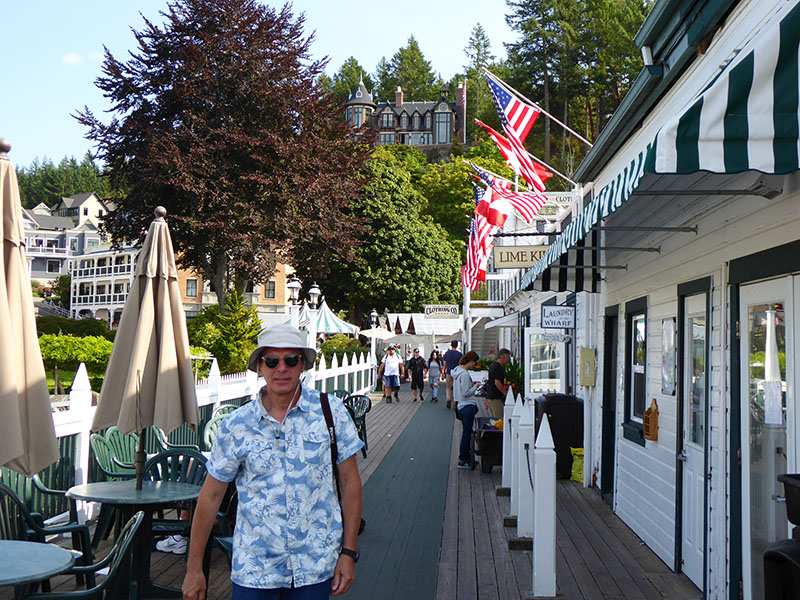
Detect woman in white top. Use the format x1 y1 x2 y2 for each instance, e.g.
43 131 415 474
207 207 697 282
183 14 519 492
451 351 480 468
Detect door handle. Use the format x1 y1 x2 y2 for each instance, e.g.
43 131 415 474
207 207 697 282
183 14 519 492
677 450 687 462
772 494 787 504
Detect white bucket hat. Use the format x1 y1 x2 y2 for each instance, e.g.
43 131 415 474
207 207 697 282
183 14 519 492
247 323 317 372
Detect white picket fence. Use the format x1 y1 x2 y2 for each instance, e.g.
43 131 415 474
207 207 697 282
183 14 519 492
48 352 375 523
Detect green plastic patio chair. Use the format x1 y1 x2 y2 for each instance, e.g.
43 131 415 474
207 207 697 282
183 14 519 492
104 427 138 468
211 404 237 419
144 449 207 539
0 481 95 590
203 414 226 451
22 511 144 600
146 426 200 454
342 395 371 458
331 389 350 402
88 434 135 549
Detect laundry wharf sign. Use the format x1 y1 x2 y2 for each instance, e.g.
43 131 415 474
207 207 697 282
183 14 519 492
541 305 575 329
424 304 460 319
493 245 549 269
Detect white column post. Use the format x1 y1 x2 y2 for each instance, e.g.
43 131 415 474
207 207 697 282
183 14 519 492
208 358 221 410
510 394 523 516
533 413 557 597
501 386 515 488
290 303 300 329
70 364 93 521
517 401 535 538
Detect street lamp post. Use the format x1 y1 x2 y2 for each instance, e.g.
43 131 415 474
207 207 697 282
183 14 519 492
369 308 378 389
287 276 301 328
306 282 321 353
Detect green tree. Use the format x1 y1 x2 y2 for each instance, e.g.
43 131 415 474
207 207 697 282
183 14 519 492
16 152 112 209
330 57 375 103
463 23 496 142
39 334 113 393
49 275 71 310
296 147 462 319
374 36 439 102
76 0 371 310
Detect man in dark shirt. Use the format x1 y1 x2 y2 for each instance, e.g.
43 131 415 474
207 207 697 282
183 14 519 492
442 340 463 409
407 348 427 401
486 348 511 418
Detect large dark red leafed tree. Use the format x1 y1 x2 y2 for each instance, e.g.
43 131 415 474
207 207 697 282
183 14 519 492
76 0 370 308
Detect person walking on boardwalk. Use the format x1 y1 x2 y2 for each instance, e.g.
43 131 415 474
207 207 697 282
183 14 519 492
182 323 363 600
427 350 444 402
442 340 463 409
407 348 427 401
453 351 480 468
486 348 512 418
377 345 404 403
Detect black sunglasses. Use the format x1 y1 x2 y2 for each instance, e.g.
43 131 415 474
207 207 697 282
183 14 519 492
259 354 302 368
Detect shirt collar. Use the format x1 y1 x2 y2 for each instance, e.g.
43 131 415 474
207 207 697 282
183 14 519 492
255 384 312 421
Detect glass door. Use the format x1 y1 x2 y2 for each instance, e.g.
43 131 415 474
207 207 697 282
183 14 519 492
739 276 797 599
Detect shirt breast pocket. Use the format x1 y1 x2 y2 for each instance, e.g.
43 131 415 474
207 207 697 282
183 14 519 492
301 425 331 467
244 438 279 478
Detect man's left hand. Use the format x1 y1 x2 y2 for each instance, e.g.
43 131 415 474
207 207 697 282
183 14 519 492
331 554 356 595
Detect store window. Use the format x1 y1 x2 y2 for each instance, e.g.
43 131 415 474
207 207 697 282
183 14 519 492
623 296 648 445
528 334 562 393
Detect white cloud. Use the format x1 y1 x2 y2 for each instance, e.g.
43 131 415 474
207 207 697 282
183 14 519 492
88 52 103 63
62 53 83 66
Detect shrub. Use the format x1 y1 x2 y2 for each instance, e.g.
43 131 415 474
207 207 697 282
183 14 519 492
39 334 113 393
37 316 110 338
320 334 368 365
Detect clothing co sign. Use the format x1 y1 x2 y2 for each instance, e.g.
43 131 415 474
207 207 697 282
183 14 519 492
424 304 460 319
541 305 575 329
493 245 549 269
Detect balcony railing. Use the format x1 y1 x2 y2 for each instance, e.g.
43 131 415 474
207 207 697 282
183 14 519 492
73 264 133 279
469 272 518 306
26 246 69 257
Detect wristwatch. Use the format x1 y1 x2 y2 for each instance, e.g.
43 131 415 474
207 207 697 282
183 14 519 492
340 547 360 563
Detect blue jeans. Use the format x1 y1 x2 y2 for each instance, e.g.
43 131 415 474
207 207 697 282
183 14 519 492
232 579 333 600
457 404 478 463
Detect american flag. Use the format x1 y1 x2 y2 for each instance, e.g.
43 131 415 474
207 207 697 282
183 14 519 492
475 120 550 191
471 163 548 223
485 71 539 143
463 219 487 290
472 183 498 252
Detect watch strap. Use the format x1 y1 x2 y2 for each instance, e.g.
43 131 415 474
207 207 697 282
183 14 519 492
340 547 359 562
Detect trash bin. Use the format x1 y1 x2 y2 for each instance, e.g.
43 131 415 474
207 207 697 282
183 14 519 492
473 416 502 474
534 393 583 479
764 474 800 599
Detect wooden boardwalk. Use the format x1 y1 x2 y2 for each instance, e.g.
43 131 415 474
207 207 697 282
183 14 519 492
2 384 701 599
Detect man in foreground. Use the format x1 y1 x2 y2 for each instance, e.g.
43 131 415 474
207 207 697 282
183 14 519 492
182 323 363 600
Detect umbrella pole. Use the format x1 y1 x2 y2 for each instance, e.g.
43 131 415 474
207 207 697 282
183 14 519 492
135 428 146 490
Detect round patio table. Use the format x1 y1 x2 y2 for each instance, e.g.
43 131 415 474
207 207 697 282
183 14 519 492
67 480 201 599
0 540 75 586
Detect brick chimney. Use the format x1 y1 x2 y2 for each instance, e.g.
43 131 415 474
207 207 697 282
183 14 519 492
395 86 403 108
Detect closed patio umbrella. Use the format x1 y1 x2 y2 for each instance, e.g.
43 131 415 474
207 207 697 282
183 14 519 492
0 139 59 476
92 207 198 488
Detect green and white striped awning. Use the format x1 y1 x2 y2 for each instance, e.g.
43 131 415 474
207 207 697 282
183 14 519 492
298 299 359 335
522 0 800 291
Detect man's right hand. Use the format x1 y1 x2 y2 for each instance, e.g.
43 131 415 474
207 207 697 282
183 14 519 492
182 569 206 600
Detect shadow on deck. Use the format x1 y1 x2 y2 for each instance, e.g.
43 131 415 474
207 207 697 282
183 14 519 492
1 385 700 599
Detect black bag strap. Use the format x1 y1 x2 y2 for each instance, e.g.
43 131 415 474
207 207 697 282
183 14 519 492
319 393 342 500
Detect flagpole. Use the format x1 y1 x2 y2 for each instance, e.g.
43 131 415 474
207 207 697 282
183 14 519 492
483 67 594 148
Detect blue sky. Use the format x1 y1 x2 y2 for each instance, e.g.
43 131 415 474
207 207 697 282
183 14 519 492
2 1 516 169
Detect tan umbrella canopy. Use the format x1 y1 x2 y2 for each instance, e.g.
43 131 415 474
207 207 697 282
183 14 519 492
92 207 198 485
0 139 59 476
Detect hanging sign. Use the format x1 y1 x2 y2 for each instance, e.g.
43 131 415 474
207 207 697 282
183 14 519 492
493 245 550 269
541 305 575 329
424 304 460 319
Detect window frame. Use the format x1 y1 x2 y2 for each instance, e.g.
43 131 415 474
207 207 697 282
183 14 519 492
46 259 61 274
623 296 648 446
435 111 451 144
185 278 198 298
264 280 276 299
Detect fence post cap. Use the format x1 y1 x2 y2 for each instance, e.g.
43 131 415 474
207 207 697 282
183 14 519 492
535 413 555 449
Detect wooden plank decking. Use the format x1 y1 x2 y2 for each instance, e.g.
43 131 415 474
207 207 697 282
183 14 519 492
2 384 702 599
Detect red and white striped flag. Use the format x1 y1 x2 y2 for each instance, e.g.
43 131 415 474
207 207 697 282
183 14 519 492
474 183 512 228
475 120 551 191
470 163 548 223
485 71 539 143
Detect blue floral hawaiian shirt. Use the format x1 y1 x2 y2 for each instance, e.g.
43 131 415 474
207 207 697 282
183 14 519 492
206 386 363 589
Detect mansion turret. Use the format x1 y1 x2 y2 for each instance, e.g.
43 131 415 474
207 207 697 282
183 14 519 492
344 76 467 151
